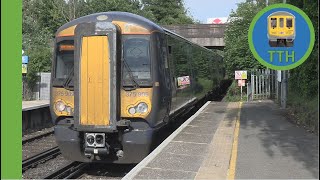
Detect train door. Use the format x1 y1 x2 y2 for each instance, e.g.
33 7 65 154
73 22 120 130
80 36 110 126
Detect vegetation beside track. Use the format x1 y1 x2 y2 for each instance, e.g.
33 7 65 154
223 80 247 102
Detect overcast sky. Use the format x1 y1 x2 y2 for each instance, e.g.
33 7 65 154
184 0 246 23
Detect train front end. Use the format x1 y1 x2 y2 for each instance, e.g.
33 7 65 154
50 13 169 163
268 11 295 47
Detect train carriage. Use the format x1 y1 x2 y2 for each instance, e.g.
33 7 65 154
51 12 224 163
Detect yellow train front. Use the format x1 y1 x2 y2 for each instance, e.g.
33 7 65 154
268 11 295 47
50 12 224 163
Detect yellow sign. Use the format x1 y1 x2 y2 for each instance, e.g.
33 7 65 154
235 70 247 80
22 64 27 74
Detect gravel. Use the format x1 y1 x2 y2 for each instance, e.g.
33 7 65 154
23 127 54 141
79 164 136 179
23 134 57 160
22 155 72 179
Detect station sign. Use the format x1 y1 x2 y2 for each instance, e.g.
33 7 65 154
248 4 315 70
22 56 29 64
177 76 190 86
238 80 246 87
22 64 28 74
235 70 247 80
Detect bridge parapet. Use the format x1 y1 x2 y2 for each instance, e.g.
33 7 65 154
163 24 227 49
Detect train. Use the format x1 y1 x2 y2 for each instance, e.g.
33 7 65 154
50 12 225 163
268 11 295 47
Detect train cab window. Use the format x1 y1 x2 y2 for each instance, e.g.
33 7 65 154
286 18 293 28
279 18 284 28
55 40 74 80
122 35 151 85
271 18 277 28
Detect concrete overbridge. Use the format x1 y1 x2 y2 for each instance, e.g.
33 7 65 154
163 24 227 50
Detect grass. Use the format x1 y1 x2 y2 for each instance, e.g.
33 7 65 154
224 80 247 102
287 91 319 133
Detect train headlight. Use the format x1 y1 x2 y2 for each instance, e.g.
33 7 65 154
66 106 72 114
128 107 136 115
137 102 148 113
55 101 66 112
86 134 95 145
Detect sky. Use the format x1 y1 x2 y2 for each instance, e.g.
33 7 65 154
184 0 246 23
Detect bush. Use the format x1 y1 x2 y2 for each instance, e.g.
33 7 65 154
224 80 246 102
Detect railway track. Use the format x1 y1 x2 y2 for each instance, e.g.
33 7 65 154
23 129 54 145
22 146 61 172
44 161 88 179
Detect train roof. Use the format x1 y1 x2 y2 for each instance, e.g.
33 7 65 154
56 11 164 36
268 11 295 17
56 11 215 53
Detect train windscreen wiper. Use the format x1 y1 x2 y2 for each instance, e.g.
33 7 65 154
122 58 140 90
63 67 74 91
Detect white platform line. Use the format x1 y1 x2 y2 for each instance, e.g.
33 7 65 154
122 101 212 180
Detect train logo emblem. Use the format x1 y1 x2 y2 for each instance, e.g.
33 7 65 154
267 11 295 47
249 4 315 70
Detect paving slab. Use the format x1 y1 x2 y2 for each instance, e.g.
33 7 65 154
123 101 240 179
236 100 319 179
22 100 50 111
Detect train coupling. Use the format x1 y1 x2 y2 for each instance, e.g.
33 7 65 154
116 119 131 128
84 147 109 156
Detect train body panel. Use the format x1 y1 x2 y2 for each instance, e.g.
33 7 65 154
50 12 224 163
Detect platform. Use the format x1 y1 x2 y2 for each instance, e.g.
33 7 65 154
22 100 50 111
123 101 241 179
22 100 52 132
123 100 318 179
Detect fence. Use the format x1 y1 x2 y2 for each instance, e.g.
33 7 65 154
247 69 277 101
246 69 288 104
23 72 51 101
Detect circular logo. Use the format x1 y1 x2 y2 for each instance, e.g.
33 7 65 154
248 4 315 70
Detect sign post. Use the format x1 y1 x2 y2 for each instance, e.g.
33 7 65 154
241 79 243 101
22 55 29 75
235 70 247 101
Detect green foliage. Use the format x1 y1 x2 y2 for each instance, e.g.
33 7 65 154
223 1 265 78
142 0 194 25
224 80 245 102
287 91 318 132
286 0 318 99
285 0 318 132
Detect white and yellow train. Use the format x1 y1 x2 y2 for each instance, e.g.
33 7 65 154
268 11 295 47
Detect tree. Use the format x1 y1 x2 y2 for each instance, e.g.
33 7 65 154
286 0 318 98
142 0 194 25
223 1 265 78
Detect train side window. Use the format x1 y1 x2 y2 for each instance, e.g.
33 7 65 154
279 18 284 28
271 18 277 28
286 18 293 28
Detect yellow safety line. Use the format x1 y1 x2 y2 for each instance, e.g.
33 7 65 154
227 102 242 180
